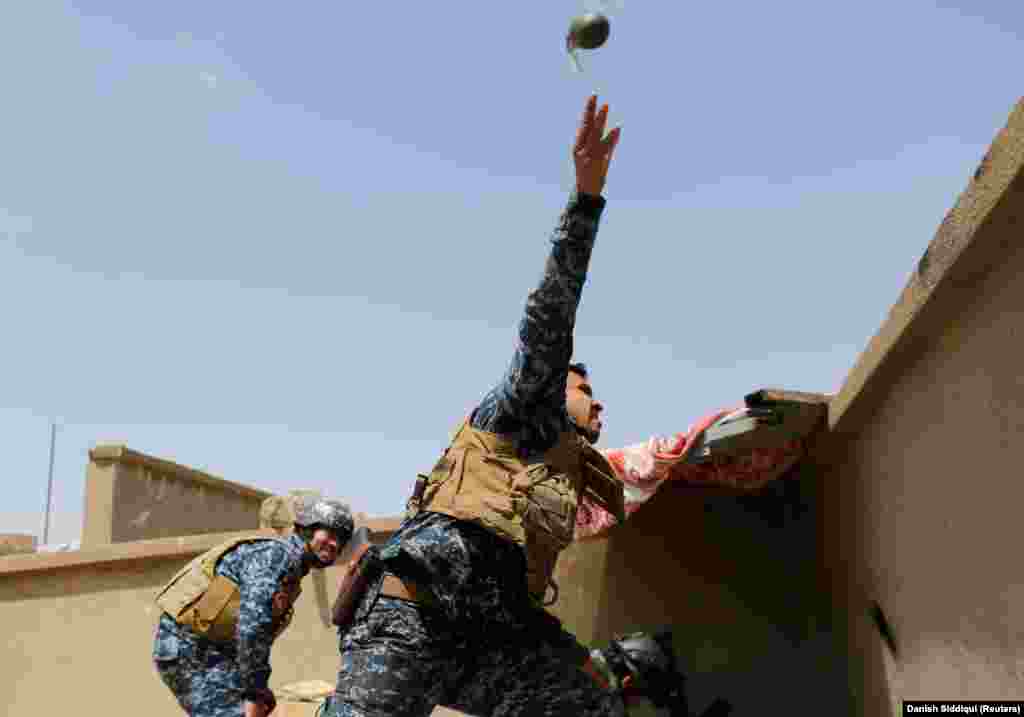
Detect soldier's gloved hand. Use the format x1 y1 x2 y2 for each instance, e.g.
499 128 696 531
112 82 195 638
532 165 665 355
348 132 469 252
243 687 277 717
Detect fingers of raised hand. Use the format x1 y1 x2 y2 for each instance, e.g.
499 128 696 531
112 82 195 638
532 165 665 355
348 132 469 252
574 95 598 154
603 126 621 164
591 103 609 150
576 96 616 162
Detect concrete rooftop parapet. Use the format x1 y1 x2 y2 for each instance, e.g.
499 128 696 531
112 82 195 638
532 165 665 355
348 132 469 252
829 96 1024 436
85 443 278 545
89 443 271 501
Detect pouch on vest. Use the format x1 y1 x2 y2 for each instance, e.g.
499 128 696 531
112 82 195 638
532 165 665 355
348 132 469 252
180 574 241 643
524 527 564 605
512 463 578 548
154 536 289 644
331 527 381 632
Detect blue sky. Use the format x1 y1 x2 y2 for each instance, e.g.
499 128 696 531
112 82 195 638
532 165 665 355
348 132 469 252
2 1 1021 544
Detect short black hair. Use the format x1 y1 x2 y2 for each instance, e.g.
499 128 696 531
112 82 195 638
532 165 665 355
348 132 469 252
568 362 588 379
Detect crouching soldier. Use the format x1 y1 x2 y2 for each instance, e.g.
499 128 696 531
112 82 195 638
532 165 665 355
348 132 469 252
152 496 354 717
585 631 732 717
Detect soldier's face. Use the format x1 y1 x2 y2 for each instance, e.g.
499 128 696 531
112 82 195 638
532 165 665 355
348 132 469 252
565 371 603 444
309 527 341 566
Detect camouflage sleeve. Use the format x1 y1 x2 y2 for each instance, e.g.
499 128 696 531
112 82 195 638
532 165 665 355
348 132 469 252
472 192 606 438
235 542 296 696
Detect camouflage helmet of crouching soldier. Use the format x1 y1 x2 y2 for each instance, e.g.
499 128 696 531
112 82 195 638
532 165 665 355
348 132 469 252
293 495 355 545
602 631 690 714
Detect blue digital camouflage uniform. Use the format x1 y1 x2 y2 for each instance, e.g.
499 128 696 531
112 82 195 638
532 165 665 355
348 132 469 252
326 192 624 717
152 533 310 716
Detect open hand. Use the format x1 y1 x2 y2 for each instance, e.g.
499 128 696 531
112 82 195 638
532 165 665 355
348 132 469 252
573 95 621 198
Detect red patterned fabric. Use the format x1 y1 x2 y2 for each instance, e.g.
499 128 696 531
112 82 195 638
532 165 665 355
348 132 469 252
576 407 807 540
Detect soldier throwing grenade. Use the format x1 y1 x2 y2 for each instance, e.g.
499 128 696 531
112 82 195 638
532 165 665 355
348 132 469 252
323 96 727 717
152 496 354 717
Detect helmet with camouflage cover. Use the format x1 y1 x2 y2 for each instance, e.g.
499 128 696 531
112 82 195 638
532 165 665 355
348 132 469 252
293 494 355 544
601 630 691 715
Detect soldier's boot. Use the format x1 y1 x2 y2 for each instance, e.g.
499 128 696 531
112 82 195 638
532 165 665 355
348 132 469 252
590 630 733 717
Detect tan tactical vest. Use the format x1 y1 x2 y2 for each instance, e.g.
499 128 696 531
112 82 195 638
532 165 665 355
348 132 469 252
154 536 301 644
418 421 625 603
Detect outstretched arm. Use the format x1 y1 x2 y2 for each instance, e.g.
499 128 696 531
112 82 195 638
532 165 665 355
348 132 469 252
472 96 621 442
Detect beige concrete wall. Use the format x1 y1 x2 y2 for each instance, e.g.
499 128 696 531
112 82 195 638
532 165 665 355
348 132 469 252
822 97 1024 714
0 523 399 717
549 530 612 647
82 444 271 546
